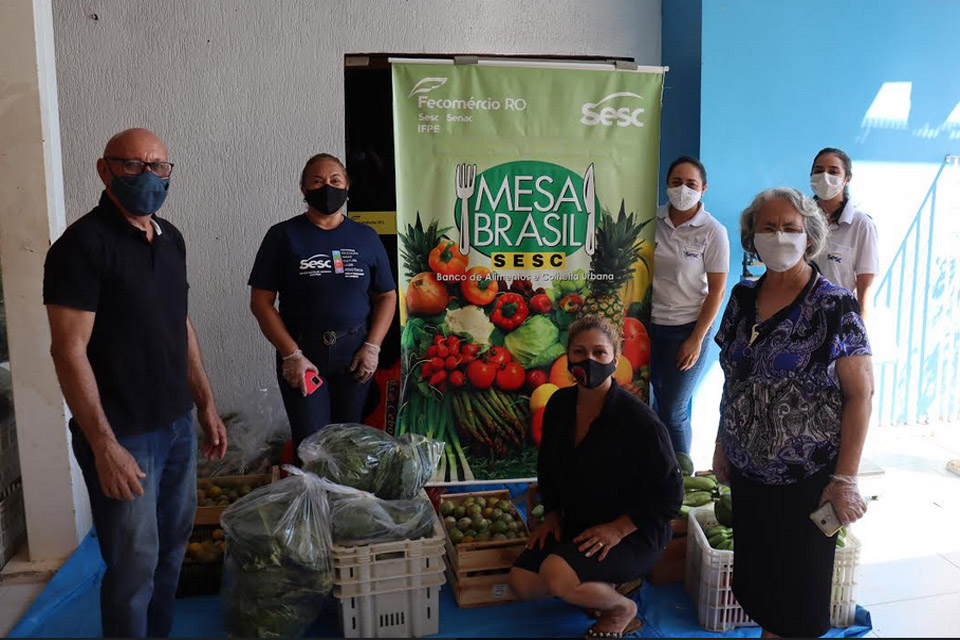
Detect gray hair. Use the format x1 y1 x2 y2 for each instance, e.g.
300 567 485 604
739 187 828 261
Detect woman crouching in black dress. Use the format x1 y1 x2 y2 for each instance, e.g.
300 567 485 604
509 315 684 638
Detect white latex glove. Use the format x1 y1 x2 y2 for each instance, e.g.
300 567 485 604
349 342 380 383
281 351 318 395
820 473 867 526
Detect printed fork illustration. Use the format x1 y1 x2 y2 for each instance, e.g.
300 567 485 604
456 163 477 254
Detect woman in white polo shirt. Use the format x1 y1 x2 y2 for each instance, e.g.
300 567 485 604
809 147 879 320
651 157 729 455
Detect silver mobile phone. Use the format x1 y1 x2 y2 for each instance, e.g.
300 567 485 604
810 501 842 537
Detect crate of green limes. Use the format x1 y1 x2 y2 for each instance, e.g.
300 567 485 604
439 490 529 607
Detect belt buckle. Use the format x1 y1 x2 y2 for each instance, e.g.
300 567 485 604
322 331 337 346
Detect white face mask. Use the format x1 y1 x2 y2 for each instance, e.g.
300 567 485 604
810 172 845 200
667 185 703 212
753 231 808 272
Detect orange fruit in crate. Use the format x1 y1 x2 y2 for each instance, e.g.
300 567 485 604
212 529 225 541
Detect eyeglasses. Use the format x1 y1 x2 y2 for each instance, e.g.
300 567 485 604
104 156 175 178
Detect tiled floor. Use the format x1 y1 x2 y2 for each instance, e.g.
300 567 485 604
0 582 45 637
0 423 957 638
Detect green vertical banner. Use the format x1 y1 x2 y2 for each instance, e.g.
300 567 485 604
393 61 662 482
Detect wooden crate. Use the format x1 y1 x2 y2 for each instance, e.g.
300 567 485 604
445 564 516 608
194 467 279 526
440 489 529 607
648 517 688 585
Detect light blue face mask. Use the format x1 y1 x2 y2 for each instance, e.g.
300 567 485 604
110 170 170 216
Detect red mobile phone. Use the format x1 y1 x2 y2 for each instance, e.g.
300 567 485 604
304 371 324 396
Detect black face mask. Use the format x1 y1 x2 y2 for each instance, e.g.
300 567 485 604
567 357 617 389
304 184 348 215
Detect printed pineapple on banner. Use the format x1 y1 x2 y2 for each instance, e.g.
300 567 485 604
393 61 662 482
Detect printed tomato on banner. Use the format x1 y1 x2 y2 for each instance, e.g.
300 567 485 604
392 61 663 482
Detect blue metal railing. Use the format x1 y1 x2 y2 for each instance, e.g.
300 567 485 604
874 155 960 425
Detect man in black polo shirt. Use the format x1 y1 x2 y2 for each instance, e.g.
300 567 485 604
43 128 227 638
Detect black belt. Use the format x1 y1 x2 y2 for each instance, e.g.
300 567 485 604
302 324 365 347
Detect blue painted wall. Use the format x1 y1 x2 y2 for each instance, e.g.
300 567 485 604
659 0 703 193
669 0 960 448
699 0 960 275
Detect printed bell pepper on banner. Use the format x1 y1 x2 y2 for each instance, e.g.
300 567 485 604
491 293 529 331
429 240 468 276
461 266 498 306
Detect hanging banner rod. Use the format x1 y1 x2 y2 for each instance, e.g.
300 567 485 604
387 56 668 74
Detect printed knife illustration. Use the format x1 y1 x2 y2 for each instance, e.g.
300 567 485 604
583 163 596 256
456 163 477 254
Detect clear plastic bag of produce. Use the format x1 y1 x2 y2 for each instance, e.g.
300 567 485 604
197 388 290 478
220 466 333 638
298 423 443 500
327 483 437 547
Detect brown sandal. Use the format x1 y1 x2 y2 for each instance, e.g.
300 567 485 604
616 577 644 597
583 617 643 638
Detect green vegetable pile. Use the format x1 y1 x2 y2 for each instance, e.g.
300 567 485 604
705 524 735 551
220 468 333 638
299 424 443 500
328 488 436 546
675 452 731 519
705 508 846 552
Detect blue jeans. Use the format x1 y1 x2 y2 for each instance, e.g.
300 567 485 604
278 325 373 451
71 411 197 638
649 322 712 455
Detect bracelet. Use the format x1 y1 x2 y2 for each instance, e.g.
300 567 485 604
363 342 381 353
281 349 303 361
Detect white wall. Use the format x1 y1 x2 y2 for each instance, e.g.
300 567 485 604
1 0 92 561
52 0 661 411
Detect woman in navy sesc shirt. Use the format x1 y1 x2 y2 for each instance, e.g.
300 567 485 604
249 153 397 448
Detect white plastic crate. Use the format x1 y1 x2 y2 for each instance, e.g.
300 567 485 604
337 574 444 638
334 548 446 588
333 561 446 599
685 504 861 632
331 507 446 587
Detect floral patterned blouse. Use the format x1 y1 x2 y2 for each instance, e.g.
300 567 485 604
715 271 871 485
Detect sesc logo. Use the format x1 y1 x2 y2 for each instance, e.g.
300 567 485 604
408 77 448 98
580 91 645 128
299 254 333 271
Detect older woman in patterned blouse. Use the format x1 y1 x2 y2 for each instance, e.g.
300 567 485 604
712 187 873 639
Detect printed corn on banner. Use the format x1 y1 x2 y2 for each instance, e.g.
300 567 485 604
392 61 662 482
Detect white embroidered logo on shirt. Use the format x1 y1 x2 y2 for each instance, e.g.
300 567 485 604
299 253 333 275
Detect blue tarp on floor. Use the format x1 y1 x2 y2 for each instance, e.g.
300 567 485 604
9 531 872 638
